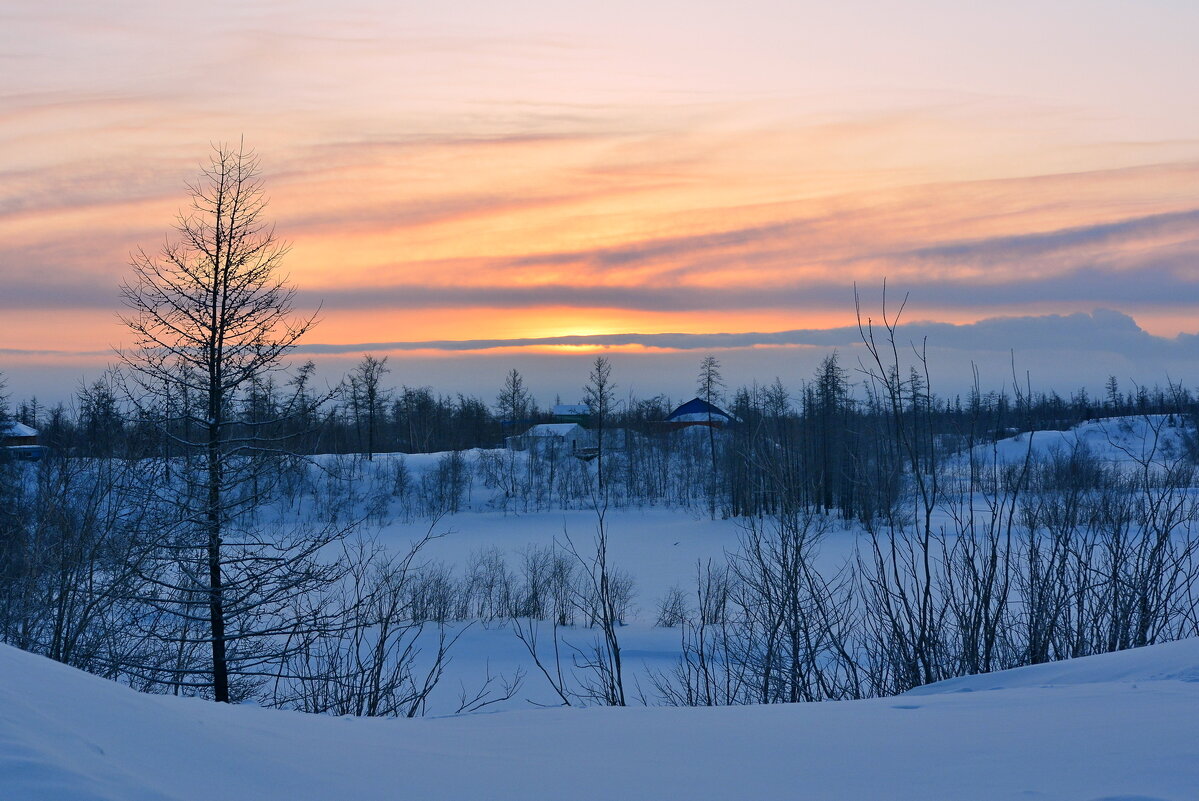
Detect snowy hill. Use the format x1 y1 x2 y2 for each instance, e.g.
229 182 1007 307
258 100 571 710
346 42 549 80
908 636 1199 695
2 640 1198 801
978 414 1191 466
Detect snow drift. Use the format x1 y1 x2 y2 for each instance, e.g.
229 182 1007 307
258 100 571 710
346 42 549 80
1 639 1197 801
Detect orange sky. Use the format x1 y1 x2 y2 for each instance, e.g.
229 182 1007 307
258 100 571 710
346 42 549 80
4 1 1199 399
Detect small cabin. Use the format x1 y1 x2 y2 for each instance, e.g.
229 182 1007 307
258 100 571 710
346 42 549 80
1 421 44 460
506 423 594 454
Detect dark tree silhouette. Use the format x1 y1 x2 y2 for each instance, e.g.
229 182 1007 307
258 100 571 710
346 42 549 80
119 142 318 702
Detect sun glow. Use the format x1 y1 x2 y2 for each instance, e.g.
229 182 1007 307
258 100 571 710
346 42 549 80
5 1 1199 401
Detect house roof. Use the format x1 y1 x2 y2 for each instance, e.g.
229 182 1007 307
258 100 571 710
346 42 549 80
552 404 589 417
522 423 584 437
666 397 732 422
1 421 38 438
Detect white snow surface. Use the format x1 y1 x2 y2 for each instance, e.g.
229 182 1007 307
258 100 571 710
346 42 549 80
1 421 37 438
978 414 1190 466
519 423 584 436
2 639 1198 801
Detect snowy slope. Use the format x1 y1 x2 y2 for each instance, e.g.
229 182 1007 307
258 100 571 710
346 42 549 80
908 636 1199 695
2 640 1198 801
979 414 1190 466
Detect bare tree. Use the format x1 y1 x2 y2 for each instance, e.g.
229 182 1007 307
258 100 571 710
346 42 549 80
270 527 472 718
118 141 322 703
496 368 532 430
697 355 725 519
854 284 948 692
583 357 616 493
346 354 391 461
0 373 12 483
492 369 534 510
508 514 630 707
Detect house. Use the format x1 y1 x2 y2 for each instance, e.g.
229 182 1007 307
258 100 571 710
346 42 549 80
1 421 45 460
552 404 590 425
663 398 736 431
506 423 594 454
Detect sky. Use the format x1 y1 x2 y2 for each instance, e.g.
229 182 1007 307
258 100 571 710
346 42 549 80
3 0 1199 405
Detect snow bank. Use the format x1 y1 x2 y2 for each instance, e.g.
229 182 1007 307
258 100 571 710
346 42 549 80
909 637 1199 695
979 414 1190 466
2 640 1198 801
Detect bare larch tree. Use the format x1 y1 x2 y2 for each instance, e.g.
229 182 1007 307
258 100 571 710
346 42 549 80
347 354 391 461
696 355 725 519
583 356 615 493
119 141 317 703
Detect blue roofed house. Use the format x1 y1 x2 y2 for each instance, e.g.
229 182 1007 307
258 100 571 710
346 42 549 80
663 398 736 431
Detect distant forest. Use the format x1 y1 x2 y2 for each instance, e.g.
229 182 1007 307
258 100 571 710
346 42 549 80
7 349 1198 521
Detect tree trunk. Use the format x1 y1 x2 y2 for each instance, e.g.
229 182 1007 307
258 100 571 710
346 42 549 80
207 379 230 702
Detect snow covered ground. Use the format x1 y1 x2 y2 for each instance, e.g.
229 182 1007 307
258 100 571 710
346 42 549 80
336 506 756 713
285 414 1197 714
377 505 748 604
978 414 1190 467
3 414 1197 798
2 638 1197 801
312 494 854 715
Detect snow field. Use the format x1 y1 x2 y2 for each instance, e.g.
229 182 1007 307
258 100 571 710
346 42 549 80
1 639 1197 800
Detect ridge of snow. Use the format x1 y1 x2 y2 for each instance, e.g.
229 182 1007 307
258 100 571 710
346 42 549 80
908 637 1199 695
977 414 1189 466
2 639 1198 800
